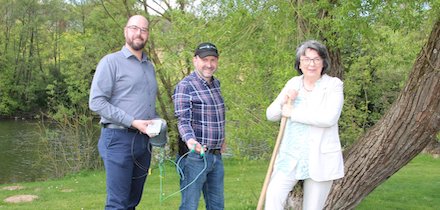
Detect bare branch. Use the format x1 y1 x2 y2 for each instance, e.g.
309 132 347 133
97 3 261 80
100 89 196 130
98 0 119 26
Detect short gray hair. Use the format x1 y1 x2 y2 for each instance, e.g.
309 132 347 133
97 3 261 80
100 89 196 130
294 40 331 75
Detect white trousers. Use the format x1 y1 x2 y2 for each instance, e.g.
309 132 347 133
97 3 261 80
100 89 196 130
265 170 333 210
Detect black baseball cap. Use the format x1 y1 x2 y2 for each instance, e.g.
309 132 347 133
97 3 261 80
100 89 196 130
194 42 219 58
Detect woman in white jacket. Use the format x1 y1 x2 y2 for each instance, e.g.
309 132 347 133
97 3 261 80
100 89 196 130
265 40 344 210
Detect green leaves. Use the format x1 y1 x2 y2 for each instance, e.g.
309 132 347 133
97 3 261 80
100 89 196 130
0 0 437 158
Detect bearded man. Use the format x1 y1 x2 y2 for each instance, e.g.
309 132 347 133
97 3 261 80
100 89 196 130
89 15 160 210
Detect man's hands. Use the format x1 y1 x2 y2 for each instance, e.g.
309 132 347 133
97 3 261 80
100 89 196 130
221 142 226 154
131 119 158 138
186 138 205 154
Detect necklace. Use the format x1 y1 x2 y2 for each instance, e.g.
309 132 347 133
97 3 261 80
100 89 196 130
303 82 313 92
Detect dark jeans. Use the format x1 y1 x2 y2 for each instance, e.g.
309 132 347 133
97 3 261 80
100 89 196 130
179 152 224 210
98 128 151 210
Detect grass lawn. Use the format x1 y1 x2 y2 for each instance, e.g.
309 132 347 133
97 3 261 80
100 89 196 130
356 154 440 209
0 154 439 209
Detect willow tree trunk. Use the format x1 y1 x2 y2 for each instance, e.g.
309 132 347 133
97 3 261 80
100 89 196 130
285 19 440 209
325 19 440 209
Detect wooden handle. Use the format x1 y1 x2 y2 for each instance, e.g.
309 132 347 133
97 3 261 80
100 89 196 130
256 100 291 210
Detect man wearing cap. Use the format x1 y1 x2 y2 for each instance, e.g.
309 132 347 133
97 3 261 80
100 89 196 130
173 42 226 210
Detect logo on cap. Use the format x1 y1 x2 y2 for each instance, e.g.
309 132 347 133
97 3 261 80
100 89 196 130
194 42 219 58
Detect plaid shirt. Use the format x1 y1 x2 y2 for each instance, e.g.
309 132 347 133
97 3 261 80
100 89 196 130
173 71 225 149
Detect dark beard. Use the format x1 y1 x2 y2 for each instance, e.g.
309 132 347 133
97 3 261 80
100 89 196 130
128 36 146 51
130 41 145 51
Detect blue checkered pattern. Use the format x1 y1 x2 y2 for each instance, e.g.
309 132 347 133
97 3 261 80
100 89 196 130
173 72 225 149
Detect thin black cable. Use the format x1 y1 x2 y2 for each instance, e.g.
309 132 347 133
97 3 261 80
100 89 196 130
131 131 151 179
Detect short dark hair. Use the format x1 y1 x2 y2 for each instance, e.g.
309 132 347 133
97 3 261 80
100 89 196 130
294 40 331 75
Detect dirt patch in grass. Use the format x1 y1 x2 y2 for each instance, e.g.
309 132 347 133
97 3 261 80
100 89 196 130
4 195 38 203
61 188 73 192
2 185 25 191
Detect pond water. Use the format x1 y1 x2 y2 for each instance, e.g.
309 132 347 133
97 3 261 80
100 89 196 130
1 119 103 184
0 119 43 184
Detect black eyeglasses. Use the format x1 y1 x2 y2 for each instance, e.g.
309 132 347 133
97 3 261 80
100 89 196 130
126 25 148 34
300 57 322 65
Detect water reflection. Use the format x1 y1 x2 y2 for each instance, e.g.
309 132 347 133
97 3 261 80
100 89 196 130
0 119 101 184
0 120 43 184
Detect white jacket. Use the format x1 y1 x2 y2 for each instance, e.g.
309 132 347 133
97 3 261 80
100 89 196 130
266 74 344 181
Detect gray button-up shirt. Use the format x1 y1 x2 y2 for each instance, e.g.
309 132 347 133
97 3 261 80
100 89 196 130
89 46 158 127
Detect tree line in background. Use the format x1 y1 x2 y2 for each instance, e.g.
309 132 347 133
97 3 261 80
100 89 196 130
1 0 440 207
0 0 438 159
